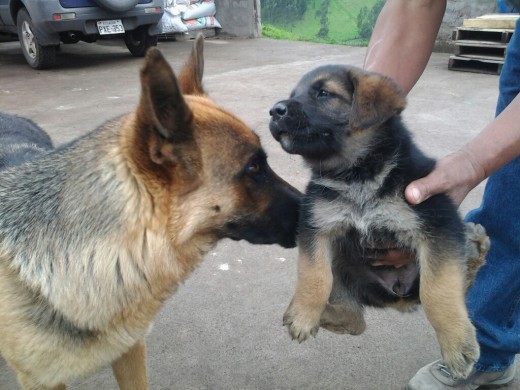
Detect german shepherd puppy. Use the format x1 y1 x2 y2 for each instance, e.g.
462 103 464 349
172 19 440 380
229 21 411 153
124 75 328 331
269 65 488 379
0 36 300 390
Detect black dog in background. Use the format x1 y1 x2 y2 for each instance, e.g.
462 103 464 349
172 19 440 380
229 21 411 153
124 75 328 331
0 112 53 169
269 64 488 379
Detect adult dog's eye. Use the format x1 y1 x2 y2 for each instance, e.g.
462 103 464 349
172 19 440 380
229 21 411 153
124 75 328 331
248 162 261 174
243 153 268 183
317 89 330 98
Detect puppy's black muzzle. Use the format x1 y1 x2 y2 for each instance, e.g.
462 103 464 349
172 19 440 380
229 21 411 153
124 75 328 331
270 102 288 120
269 100 307 141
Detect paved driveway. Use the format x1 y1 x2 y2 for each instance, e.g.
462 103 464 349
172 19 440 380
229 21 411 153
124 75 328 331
0 36 516 390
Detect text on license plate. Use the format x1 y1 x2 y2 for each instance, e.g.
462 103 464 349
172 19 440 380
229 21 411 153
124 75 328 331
97 20 125 35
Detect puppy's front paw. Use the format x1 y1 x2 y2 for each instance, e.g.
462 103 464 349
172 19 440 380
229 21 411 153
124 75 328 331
439 320 479 379
283 302 322 343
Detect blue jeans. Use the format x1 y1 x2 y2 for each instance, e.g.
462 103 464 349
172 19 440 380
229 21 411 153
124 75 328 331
465 20 520 372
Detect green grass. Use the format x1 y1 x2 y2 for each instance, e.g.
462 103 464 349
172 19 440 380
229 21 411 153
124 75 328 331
262 0 378 46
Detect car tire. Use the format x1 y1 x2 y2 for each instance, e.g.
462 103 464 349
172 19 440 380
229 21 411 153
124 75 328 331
16 8 57 70
124 26 157 57
95 0 139 12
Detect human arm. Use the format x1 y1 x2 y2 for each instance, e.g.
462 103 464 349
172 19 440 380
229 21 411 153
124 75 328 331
363 0 520 266
364 0 447 94
406 93 520 205
366 0 520 205
361 0 446 266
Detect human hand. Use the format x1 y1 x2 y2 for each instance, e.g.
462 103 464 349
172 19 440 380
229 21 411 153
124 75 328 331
405 149 487 206
364 148 486 267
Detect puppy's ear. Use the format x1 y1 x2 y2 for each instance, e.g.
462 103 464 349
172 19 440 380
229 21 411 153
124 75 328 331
348 69 406 131
137 48 197 168
178 33 205 95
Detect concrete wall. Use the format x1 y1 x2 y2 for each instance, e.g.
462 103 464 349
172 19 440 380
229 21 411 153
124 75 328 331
215 0 261 38
438 0 497 51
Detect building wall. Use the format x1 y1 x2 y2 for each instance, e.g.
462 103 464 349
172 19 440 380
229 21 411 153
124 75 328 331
214 0 261 38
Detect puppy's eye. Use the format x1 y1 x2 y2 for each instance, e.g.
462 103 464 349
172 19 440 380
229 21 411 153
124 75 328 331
317 89 330 98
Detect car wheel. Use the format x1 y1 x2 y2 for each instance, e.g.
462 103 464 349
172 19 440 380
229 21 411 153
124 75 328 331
124 26 157 57
16 8 57 69
95 0 139 12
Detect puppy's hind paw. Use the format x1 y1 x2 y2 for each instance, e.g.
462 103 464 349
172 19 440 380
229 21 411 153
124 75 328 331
464 222 489 289
319 304 366 335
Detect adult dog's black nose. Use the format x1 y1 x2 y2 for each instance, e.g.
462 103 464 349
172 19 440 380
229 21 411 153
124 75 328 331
269 102 288 119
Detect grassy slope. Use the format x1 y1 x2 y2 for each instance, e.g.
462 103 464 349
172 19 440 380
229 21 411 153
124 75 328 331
262 0 379 45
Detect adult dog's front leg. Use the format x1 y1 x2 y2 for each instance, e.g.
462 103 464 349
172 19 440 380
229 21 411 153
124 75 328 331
284 234 333 342
112 339 148 390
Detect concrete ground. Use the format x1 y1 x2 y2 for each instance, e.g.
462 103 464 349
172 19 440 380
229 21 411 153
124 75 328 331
0 36 517 390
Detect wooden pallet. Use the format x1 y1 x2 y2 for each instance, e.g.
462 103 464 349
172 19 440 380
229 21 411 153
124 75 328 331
449 14 519 75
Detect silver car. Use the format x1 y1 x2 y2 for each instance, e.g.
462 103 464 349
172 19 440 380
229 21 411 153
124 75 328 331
0 0 164 69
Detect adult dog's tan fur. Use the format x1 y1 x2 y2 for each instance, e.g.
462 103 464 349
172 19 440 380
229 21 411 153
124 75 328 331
0 36 300 390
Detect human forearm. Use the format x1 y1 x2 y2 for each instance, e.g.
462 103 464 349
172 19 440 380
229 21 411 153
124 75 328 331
406 94 520 205
463 93 520 178
364 0 447 94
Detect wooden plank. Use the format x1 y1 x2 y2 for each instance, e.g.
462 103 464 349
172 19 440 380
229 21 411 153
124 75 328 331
455 53 505 62
448 55 502 75
454 40 507 48
454 43 506 58
453 27 514 44
463 13 519 29
456 26 515 34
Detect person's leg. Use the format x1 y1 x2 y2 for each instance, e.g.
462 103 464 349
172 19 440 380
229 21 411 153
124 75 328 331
464 18 520 373
465 164 520 372
495 21 520 116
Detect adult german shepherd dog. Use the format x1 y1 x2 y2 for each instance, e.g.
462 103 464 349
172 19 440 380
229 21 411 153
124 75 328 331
269 65 488 379
0 36 300 390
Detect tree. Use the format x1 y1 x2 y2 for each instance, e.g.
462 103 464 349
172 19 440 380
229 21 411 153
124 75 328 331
261 0 307 25
315 0 330 39
357 0 385 39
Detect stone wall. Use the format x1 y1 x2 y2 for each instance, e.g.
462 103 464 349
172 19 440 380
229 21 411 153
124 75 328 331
437 0 497 51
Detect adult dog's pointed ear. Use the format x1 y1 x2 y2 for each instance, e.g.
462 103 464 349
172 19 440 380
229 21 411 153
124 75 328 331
348 68 406 131
178 33 205 95
137 48 196 167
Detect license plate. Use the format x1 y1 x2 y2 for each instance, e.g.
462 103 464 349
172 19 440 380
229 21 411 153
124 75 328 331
97 20 125 35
